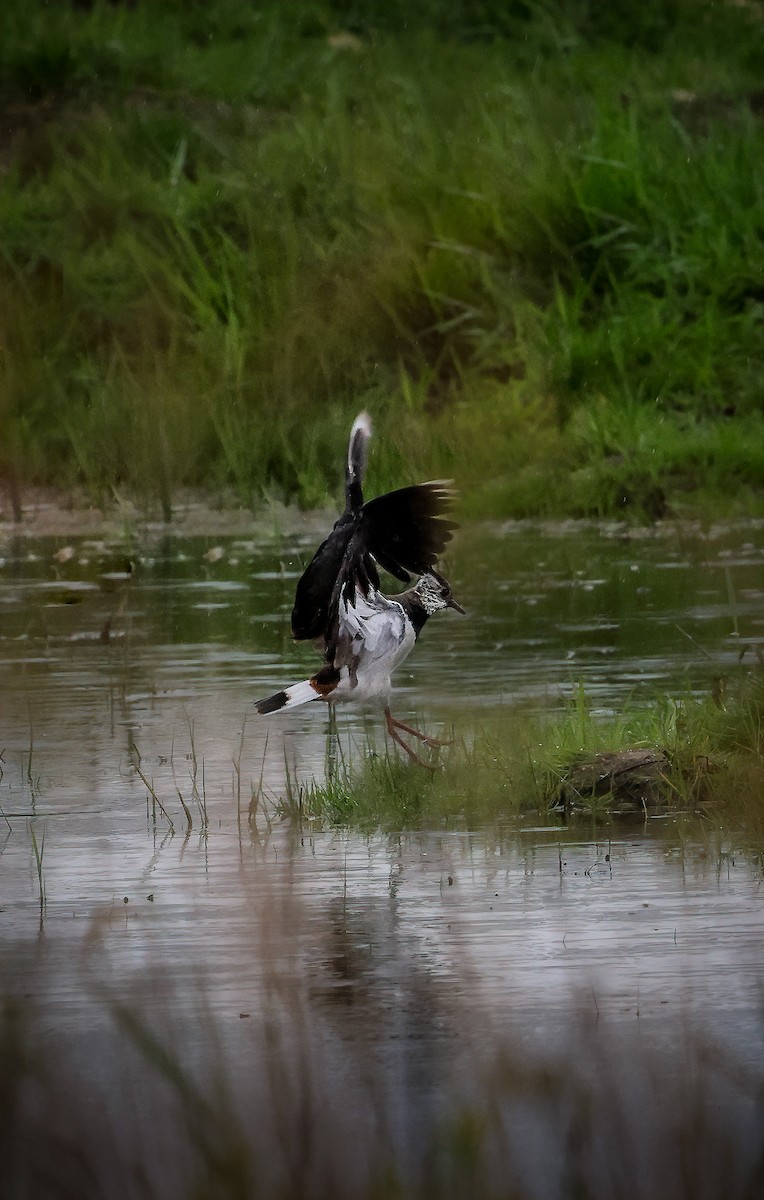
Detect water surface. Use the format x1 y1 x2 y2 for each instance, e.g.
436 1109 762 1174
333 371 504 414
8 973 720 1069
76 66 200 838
1 509 763 1196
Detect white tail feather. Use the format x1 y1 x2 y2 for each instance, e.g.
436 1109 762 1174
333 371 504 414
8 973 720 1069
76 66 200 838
255 678 319 714
347 410 372 479
280 680 319 710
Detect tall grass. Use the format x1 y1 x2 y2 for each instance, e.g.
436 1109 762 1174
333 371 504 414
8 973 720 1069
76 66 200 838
1 0 762 518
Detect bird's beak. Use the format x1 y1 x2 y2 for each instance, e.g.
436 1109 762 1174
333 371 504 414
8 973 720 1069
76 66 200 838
447 595 466 614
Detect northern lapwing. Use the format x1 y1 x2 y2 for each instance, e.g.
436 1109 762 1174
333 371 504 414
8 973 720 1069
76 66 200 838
255 412 464 762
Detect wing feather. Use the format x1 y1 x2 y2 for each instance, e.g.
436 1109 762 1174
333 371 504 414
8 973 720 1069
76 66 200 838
333 591 407 677
293 481 457 646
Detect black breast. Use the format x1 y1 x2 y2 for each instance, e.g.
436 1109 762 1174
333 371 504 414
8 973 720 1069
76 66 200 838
396 594 430 639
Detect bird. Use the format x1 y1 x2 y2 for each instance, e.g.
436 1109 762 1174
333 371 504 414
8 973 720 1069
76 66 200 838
255 411 464 762
290 411 457 643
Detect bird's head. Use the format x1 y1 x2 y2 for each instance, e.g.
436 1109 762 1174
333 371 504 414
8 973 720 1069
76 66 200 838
414 572 465 616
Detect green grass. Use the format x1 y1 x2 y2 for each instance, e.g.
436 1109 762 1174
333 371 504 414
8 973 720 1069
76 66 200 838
1 0 762 518
280 664 764 834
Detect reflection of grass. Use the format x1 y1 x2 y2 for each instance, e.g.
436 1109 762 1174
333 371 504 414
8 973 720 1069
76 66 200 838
183 711 208 829
284 666 764 833
1 1 762 519
28 821 46 922
131 741 176 833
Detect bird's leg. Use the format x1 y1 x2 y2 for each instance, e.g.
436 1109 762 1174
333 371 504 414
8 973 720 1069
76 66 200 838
384 707 433 769
386 713 452 748
325 703 340 782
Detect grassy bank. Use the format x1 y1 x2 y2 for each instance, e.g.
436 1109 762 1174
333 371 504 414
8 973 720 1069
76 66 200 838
281 664 764 836
1 0 763 519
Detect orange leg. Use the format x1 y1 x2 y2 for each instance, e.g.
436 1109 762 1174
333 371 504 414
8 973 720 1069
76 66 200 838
384 707 439 768
386 712 452 748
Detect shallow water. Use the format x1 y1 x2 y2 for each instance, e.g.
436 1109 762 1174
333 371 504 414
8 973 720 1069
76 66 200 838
1 509 763 1196
3 512 762 783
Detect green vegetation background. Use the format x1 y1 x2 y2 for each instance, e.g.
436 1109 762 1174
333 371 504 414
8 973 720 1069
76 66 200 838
1 0 762 520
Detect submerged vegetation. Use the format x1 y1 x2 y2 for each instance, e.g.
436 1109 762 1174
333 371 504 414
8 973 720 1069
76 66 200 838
283 664 764 835
1 0 763 519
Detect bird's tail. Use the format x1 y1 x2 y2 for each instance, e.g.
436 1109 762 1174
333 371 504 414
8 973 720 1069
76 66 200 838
345 410 372 512
255 679 318 715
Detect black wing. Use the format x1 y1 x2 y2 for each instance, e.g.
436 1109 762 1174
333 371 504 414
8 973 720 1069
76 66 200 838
290 512 373 642
358 482 457 583
290 412 372 642
291 481 457 645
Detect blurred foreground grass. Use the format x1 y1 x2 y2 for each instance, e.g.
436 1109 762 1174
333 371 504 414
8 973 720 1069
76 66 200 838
0 0 762 520
3 985 762 1200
